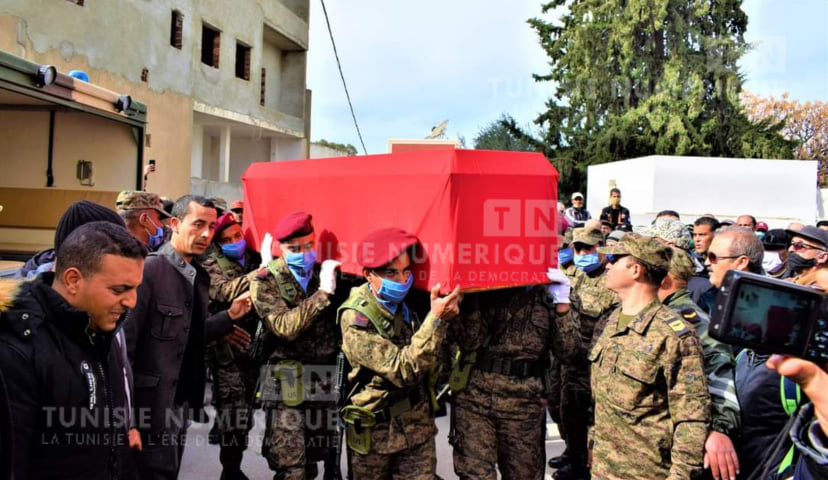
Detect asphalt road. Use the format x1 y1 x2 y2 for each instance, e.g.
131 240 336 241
179 403 565 479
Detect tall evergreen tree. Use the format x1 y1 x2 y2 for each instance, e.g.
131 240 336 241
506 0 795 197
474 115 538 152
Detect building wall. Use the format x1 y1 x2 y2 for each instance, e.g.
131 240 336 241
310 144 351 159
0 0 310 198
0 109 137 192
230 136 271 181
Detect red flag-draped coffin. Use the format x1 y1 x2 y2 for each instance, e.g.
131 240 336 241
241 149 559 293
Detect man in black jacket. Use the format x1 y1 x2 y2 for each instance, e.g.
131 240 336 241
0 221 147 479
598 188 631 230
124 195 252 479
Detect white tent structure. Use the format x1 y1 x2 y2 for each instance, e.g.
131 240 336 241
586 155 819 228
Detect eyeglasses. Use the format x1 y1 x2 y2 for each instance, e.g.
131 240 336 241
707 251 742 264
606 254 629 264
790 242 825 253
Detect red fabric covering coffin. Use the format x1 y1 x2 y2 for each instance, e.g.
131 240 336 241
241 149 559 293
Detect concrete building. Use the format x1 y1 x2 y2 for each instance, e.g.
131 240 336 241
0 0 312 203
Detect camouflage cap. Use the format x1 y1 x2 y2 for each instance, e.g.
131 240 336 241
607 230 627 244
597 232 672 270
668 247 696 281
116 190 169 218
572 227 604 247
640 218 692 250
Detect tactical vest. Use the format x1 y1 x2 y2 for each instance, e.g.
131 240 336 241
336 295 393 339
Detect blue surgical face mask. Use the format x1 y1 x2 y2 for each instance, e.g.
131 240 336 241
144 217 165 250
558 247 574 266
574 252 600 270
285 249 317 291
375 274 414 307
285 249 317 272
221 238 246 261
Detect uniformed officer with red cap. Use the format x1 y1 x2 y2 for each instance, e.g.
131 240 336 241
249 211 342 480
337 227 461 479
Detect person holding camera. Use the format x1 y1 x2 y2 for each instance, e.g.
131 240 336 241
707 226 811 480
763 266 828 479
766 355 828 479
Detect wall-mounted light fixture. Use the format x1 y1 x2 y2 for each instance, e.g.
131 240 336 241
35 65 57 87
115 94 132 113
114 94 146 117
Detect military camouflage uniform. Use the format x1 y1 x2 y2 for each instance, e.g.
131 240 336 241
663 288 740 437
451 286 581 480
663 247 739 438
250 257 339 480
338 283 446 479
546 261 581 436
589 298 710 479
203 249 262 471
557 264 619 472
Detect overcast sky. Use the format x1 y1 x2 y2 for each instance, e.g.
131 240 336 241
306 0 828 155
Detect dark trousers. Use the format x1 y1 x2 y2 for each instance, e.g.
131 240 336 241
134 404 189 480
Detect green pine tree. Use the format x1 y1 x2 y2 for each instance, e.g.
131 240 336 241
505 0 795 198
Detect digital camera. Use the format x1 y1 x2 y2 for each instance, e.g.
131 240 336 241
709 270 828 361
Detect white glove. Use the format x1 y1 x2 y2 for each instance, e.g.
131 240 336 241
319 260 342 295
260 233 273 267
546 267 571 304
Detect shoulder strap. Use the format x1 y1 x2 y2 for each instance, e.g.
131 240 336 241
210 252 236 277
779 375 802 416
666 317 692 337
337 295 393 339
266 260 299 304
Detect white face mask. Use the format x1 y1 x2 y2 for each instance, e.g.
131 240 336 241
762 251 783 273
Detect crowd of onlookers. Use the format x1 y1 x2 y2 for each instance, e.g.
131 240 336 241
0 185 826 480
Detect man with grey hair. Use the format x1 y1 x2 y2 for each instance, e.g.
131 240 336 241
705 226 764 289
706 226 801 480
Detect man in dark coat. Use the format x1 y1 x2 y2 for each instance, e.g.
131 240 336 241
0 221 147 479
124 195 253 479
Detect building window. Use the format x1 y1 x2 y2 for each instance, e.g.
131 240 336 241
201 24 220 68
235 42 251 80
66 0 84 5
260 68 266 106
170 11 183 49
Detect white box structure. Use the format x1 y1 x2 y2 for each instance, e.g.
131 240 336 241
586 155 818 228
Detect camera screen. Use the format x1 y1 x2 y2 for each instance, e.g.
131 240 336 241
729 281 816 351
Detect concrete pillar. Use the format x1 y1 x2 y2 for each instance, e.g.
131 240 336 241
190 123 204 178
270 137 279 161
219 125 231 182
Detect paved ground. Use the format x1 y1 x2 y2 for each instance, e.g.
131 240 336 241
179 402 565 479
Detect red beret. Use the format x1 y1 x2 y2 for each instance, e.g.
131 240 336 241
214 212 238 238
231 200 244 211
274 211 314 242
357 227 419 268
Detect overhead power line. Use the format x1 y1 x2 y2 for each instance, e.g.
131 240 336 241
319 0 368 155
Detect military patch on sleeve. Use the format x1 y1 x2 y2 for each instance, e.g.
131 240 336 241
352 313 370 329
680 308 700 325
255 268 270 281
667 318 691 337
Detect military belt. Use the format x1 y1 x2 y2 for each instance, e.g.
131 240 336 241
372 388 423 424
475 353 542 378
